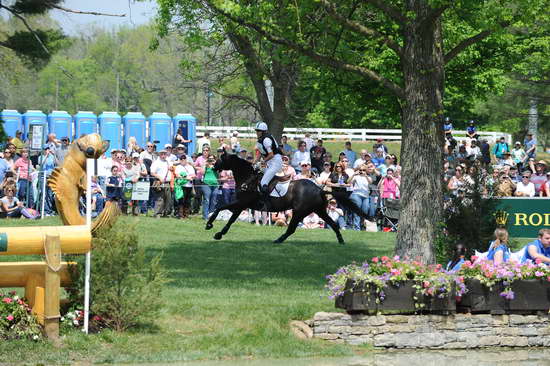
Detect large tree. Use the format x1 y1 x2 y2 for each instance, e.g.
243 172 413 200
190 0 548 262
155 0 304 140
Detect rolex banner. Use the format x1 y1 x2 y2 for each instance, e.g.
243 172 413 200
495 198 550 237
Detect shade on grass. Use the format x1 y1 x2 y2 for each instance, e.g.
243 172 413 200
0 216 394 363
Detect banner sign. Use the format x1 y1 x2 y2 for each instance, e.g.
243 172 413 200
131 181 150 201
494 198 550 237
30 125 44 150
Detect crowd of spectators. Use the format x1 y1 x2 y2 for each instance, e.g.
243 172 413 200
443 120 548 198
0 121 547 232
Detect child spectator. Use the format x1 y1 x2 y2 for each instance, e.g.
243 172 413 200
487 228 511 265
106 165 123 202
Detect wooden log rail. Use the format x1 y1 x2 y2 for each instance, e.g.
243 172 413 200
0 226 91 339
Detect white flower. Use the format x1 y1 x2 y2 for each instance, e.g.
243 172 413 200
13 295 19 301
33 335 39 340
73 320 79 326
60 317 65 322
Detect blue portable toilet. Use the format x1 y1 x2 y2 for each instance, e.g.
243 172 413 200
23 110 48 148
0 109 23 139
48 110 72 141
74 111 98 138
173 113 197 154
148 112 172 151
99 111 122 157
123 112 146 148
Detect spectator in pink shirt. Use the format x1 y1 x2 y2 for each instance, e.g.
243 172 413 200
379 168 400 199
14 148 34 206
219 169 236 206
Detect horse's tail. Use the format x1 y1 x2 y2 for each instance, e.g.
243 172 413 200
325 190 370 220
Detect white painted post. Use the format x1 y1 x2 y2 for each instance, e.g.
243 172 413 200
83 158 93 334
40 171 47 219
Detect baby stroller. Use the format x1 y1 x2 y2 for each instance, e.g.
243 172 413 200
378 198 400 232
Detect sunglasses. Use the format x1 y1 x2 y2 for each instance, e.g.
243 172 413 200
360 170 367 172
522 176 530 178
147 145 153 148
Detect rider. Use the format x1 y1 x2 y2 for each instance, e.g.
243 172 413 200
253 122 283 201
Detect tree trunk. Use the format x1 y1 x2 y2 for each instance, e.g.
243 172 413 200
228 32 294 141
528 98 538 140
395 2 445 263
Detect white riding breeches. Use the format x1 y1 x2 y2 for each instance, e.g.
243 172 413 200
261 154 283 187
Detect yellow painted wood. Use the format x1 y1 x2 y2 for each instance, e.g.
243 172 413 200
33 286 45 325
24 273 43 308
44 234 61 339
0 262 74 287
0 225 90 255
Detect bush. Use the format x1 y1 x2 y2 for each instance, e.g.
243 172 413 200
0 291 42 340
437 167 498 264
66 222 169 332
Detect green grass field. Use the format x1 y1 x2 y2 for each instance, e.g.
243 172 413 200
0 216 395 363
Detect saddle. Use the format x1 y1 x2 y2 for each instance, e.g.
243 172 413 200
266 174 292 194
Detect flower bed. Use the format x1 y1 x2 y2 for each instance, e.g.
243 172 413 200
0 291 42 340
328 256 463 314
457 258 550 314
328 256 550 315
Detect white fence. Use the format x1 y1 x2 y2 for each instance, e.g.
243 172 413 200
197 126 512 144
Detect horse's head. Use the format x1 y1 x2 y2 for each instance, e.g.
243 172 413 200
214 148 231 172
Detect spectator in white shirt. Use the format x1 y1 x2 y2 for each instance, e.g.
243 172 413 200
353 150 372 169
303 132 315 151
326 199 346 229
291 141 310 173
196 132 211 153
514 173 535 197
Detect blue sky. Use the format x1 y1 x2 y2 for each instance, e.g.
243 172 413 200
50 0 157 34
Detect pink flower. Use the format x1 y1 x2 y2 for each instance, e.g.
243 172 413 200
371 257 379 263
390 269 401 277
92 315 102 321
471 255 478 262
535 271 544 277
2 297 12 304
393 255 400 261
381 256 390 262
535 258 542 265
6 315 14 321
547 276 550 282
423 281 430 288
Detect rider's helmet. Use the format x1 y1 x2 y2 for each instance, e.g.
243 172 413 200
444 117 451 123
469 120 475 125
254 121 268 131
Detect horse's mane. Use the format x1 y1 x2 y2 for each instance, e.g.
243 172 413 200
226 153 254 176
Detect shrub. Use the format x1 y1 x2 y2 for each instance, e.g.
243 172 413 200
0 291 42 340
438 167 498 264
66 222 169 332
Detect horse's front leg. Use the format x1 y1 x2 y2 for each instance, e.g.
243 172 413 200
205 201 243 230
213 209 243 240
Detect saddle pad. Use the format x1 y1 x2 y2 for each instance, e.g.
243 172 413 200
270 180 291 197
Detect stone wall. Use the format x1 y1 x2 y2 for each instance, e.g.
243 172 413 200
311 312 550 348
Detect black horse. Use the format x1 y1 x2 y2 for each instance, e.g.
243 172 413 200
206 151 368 244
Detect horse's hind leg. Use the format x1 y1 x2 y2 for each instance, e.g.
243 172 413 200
316 209 345 245
214 209 242 240
273 212 307 244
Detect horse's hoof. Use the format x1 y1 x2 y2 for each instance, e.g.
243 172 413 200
214 232 223 240
339 239 345 245
273 238 283 244
205 223 213 230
